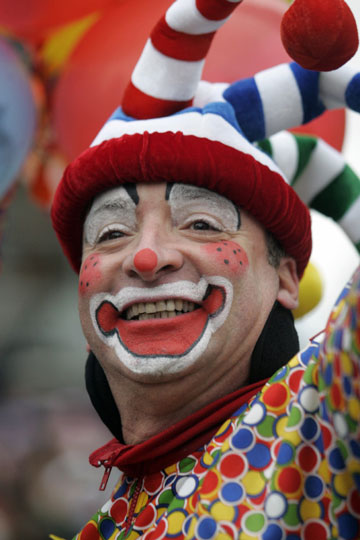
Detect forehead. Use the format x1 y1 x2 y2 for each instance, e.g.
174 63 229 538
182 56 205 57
88 182 238 213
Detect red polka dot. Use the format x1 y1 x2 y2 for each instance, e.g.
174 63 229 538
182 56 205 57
79 522 100 540
219 454 246 478
143 516 167 540
263 383 288 409
110 498 129 525
303 521 328 540
144 472 164 495
320 423 333 451
200 470 220 495
288 369 304 393
135 503 157 529
277 466 302 494
330 383 343 409
297 445 318 473
349 488 360 516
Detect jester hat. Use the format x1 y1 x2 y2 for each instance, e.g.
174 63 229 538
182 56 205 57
51 0 360 277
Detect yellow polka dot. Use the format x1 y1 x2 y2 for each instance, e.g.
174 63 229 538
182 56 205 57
299 499 322 520
210 501 235 521
348 397 360 421
185 517 197 539
276 417 301 445
165 463 177 475
221 439 230 453
135 491 148 513
216 532 233 540
240 532 258 540
318 460 331 484
242 471 265 496
334 471 353 497
340 352 353 376
127 531 140 540
202 452 216 466
167 510 186 535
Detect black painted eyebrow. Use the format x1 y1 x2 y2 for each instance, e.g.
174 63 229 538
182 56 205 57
165 182 174 201
124 184 139 205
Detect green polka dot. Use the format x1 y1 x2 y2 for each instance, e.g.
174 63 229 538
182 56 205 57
179 457 196 473
256 415 275 438
244 512 265 533
303 363 316 385
287 404 302 428
283 503 299 527
158 489 174 506
168 497 186 512
338 439 349 460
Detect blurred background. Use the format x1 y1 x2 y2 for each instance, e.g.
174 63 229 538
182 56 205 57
0 0 359 538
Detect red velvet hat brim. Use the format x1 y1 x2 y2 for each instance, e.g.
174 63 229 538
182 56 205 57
51 131 311 276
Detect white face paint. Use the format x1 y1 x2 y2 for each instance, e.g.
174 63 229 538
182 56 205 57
168 183 240 232
84 186 137 246
89 276 233 376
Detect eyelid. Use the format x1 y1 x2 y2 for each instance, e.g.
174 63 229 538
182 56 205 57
96 223 130 243
182 214 224 230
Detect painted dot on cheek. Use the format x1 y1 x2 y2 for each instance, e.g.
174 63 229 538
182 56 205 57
79 254 103 295
203 241 249 274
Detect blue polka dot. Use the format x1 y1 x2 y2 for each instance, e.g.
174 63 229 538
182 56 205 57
231 427 254 451
343 376 352 396
300 417 318 441
221 482 243 504
197 517 217 539
272 365 288 381
165 474 177 486
262 523 283 540
338 513 359 540
320 400 329 422
113 481 128 499
350 439 360 458
99 518 116 539
246 443 271 469
314 434 324 453
329 447 346 471
277 442 294 465
304 475 324 499
300 345 317 366
324 363 333 386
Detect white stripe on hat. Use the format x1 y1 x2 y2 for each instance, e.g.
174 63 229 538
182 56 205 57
293 139 345 204
131 39 205 101
165 0 230 35
91 108 285 177
339 197 360 245
319 63 357 110
255 64 304 137
268 131 298 184
193 80 228 107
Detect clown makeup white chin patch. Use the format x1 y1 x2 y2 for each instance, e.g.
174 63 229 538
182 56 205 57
89 276 233 376
83 185 138 246
167 183 240 232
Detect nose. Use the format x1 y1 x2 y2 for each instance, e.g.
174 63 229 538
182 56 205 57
123 244 184 281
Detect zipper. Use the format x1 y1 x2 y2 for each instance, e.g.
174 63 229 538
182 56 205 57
99 465 113 491
124 478 143 535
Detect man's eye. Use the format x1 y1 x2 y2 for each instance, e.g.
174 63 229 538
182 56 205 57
190 220 220 231
97 226 125 243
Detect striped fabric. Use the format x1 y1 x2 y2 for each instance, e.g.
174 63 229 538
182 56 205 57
122 0 242 118
257 132 360 252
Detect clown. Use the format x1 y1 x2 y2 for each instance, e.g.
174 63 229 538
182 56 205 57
50 0 360 538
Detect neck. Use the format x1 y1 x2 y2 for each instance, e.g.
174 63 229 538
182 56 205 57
105 357 251 445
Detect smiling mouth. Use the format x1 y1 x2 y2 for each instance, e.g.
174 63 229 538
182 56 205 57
123 298 201 321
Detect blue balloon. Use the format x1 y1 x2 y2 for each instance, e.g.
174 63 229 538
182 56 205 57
0 38 36 199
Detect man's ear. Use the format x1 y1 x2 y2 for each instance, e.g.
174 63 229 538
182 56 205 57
276 257 299 310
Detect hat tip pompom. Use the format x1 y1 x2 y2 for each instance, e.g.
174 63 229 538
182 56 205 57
280 0 359 72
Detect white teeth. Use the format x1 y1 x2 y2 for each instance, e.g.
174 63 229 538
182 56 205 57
145 303 156 314
166 299 175 311
125 298 199 320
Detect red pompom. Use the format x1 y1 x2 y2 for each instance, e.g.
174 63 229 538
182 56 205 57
281 0 359 71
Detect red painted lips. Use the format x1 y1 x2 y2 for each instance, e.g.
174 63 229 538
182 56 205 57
96 286 225 357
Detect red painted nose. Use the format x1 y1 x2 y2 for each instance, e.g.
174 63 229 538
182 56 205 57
133 248 158 273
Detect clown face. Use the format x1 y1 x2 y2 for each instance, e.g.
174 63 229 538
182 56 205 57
79 183 294 385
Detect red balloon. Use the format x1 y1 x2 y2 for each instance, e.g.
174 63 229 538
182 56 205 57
53 0 345 161
0 0 118 43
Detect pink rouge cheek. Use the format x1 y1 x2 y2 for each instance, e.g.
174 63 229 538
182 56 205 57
202 240 249 275
79 253 103 296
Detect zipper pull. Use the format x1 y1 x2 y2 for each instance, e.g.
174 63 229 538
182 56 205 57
99 465 112 491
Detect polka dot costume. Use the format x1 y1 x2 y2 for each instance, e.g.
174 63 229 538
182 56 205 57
71 267 360 540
